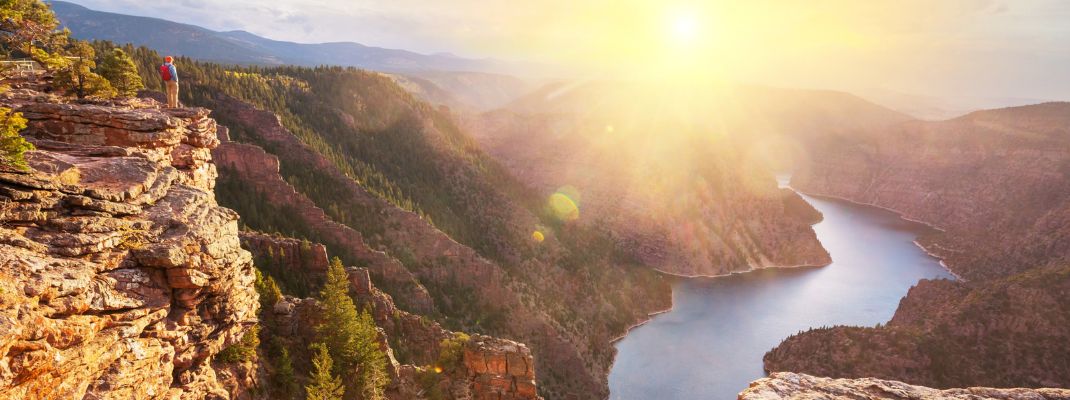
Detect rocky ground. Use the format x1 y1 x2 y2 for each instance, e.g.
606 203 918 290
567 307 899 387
739 373 1070 400
0 90 257 398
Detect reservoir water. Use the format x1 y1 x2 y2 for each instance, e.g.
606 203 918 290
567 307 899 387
607 183 955 399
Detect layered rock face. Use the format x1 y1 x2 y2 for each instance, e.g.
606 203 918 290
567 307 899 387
462 335 538 400
739 373 1070 400
0 92 257 398
239 231 329 274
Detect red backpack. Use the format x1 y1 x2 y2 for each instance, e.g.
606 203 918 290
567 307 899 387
159 64 172 81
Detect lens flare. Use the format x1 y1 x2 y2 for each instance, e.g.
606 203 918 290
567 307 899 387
548 188 581 222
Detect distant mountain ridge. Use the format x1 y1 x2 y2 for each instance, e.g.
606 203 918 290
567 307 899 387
48 0 512 74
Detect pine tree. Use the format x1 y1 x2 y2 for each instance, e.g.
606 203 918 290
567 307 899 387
305 343 344 400
97 48 143 97
0 0 68 62
273 345 298 398
317 257 360 369
353 308 389 400
52 40 114 99
254 269 282 310
316 257 389 399
0 103 31 171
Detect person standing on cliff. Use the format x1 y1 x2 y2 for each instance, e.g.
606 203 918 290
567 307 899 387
160 56 179 108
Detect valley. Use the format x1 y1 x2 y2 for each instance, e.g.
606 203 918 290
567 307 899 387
608 183 955 399
1 1 1068 399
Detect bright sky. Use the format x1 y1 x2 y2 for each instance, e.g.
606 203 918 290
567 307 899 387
65 0 1070 100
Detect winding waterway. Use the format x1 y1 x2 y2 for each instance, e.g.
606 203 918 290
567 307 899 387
607 181 955 399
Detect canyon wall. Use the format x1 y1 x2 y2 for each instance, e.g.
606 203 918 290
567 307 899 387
765 264 1070 388
765 102 1070 389
243 233 540 400
471 104 832 277
203 92 671 398
0 90 257 398
792 102 1070 280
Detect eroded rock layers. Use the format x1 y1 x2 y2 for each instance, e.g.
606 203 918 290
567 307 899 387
739 372 1070 400
0 92 257 399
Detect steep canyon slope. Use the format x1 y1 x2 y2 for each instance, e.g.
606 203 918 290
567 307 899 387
467 82 838 277
766 102 1070 388
123 51 673 398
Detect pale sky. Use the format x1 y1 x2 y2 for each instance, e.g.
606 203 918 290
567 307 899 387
63 0 1070 100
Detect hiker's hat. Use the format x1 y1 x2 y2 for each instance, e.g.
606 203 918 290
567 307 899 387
165 56 174 62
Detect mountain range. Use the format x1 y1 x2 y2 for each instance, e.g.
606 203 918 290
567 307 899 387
49 1 519 74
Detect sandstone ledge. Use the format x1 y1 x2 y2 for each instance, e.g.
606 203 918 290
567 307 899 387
740 373 1070 400
0 93 257 399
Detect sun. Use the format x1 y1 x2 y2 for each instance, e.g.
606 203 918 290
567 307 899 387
669 13 701 45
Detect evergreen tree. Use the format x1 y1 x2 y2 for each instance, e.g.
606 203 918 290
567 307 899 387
353 308 389 400
305 343 344 400
97 47 143 97
317 257 360 369
272 345 298 398
52 40 113 98
316 257 389 399
0 103 31 171
0 0 68 63
254 268 283 310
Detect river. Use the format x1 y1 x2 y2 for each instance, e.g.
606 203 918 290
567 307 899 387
607 182 955 399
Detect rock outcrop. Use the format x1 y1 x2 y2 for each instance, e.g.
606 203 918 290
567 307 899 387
0 91 257 398
462 335 538 400
240 231 329 274
739 373 1070 400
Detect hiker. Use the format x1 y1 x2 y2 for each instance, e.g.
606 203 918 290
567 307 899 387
160 56 179 108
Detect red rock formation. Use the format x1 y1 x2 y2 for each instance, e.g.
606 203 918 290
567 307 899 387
0 91 257 398
463 335 538 400
740 372 1070 400
240 231 329 273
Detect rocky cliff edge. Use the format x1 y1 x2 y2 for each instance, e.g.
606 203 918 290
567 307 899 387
0 89 258 399
740 373 1070 400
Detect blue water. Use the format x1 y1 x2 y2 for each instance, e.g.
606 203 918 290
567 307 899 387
607 185 955 400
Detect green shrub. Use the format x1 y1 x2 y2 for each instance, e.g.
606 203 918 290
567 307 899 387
436 332 470 373
217 324 260 364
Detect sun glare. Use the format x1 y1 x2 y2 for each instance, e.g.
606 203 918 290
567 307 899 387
670 13 700 44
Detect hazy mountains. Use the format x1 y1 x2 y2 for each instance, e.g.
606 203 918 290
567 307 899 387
49 1 513 74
